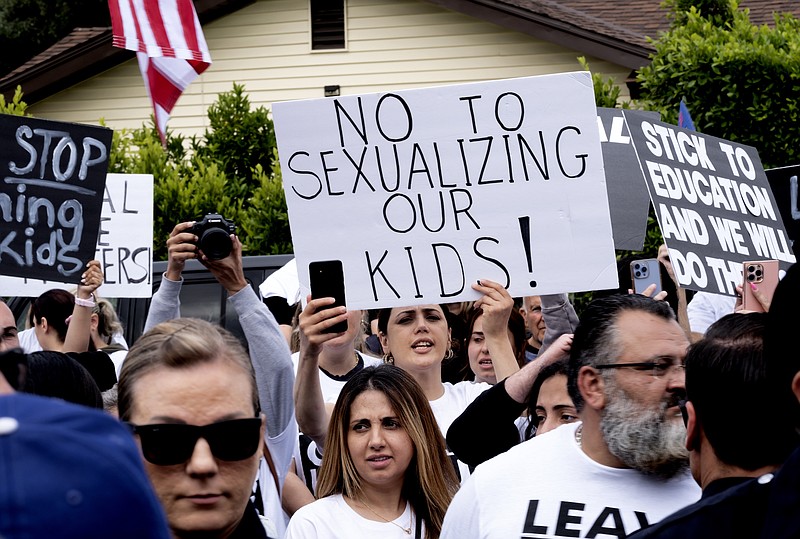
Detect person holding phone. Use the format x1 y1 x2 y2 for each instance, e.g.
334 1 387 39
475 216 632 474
289 271 383 509
294 278 521 484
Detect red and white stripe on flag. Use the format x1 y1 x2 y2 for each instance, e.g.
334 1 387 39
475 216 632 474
108 0 211 144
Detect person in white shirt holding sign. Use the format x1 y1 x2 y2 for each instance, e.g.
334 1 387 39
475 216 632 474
296 278 519 483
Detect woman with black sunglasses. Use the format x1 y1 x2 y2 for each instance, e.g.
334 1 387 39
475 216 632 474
118 317 286 539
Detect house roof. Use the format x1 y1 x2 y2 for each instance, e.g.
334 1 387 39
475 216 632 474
0 0 253 104
2 0 799 104
429 0 800 69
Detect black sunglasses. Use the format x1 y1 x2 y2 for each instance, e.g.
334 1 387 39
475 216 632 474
128 418 262 466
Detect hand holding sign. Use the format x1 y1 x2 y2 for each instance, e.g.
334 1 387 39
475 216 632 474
78 260 103 299
623 110 796 296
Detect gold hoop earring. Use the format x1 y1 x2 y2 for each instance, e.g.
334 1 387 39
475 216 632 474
383 353 394 364
444 348 454 360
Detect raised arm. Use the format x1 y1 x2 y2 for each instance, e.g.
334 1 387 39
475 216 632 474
204 236 295 438
63 260 103 353
447 334 573 466
446 378 527 466
471 279 520 382
293 296 350 450
658 243 695 341
539 293 578 354
144 222 197 331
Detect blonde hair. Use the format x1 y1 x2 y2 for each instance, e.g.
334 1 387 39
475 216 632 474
117 318 259 422
316 365 458 539
93 297 124 343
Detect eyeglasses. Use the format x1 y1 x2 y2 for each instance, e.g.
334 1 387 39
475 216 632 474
594 361 685 378
128 418 262 466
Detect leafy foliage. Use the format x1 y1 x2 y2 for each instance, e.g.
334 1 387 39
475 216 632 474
579 57 630 109
637 1 800 169
197 83 278 197
0 0 109 75
663 0 735 27
107 84 291 259
0 85 29 116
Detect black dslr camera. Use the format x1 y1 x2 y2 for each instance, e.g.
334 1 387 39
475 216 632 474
190 214 237 260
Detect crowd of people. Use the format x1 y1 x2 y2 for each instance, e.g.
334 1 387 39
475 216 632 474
1 224 799 539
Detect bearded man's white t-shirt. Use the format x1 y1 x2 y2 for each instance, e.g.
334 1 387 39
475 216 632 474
441 422 701 539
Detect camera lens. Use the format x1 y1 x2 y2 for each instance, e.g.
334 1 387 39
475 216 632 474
747 273 756 282
747 265 756 272
199 228 233 260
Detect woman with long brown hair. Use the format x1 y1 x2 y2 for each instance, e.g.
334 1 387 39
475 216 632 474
286 364 458 539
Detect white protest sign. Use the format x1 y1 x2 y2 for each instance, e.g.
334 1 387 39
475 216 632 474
623 111 796 295
273 72 618 309
0 173 154 297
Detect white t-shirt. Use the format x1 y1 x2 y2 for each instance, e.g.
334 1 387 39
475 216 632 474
257 415 298 538
430 380 490 483
430 380 491 436
286 494 422 539
18 327 130 355
441 422 701 539
292 351 383 495
291 351 383 404
259 258 302 306
687 291 736 334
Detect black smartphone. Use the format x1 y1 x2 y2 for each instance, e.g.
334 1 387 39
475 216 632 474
309 260 348 334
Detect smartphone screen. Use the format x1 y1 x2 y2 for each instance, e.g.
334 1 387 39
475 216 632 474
630 258 663 296
742 260 779 312
309 260 348 334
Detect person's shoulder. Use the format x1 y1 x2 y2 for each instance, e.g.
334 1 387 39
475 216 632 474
292 494 343 520
475 422 579 475
628 476 771 538
446 380 491 401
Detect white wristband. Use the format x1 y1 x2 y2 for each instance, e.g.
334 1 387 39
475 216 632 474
74 297 96 308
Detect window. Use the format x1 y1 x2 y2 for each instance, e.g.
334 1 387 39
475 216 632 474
311 0 345 50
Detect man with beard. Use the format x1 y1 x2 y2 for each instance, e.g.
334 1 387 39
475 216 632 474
441 294 700 539
626 313 797 538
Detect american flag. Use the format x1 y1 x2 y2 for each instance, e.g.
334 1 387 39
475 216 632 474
108 0 212 145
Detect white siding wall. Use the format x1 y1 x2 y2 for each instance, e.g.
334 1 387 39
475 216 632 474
29 0 631 138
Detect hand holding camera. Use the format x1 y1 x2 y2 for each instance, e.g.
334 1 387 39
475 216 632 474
165 214 237 282
190 213 237 260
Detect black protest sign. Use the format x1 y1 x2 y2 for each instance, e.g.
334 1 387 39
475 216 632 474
0 114 113 283
623 110 796 296
765 164 800 257
597 108 660 251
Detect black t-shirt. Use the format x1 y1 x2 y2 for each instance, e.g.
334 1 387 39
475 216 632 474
67 350 117 391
